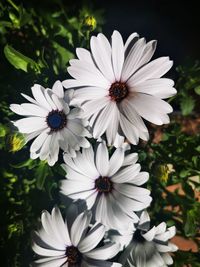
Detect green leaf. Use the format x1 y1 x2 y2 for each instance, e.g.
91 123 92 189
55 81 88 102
4 44 40 73
52 41 74 70
180 96 195 116
184 210 196 237
194 85 200 95
35 161 49 190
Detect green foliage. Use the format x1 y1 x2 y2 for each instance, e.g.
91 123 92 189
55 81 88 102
174 62 200 115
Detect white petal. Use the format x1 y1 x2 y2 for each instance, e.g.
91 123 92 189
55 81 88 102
127 57 173 87
78 223 105 253
32 242 65 257
96 142 109 176
11 103 47 117
76 47 94 64
122 153 138 166
39 134 52 160
120 99 149 139
67 120 90 137
52 80 64 98
130 172 149 185
52 207 71 245
67 62 110 88
14 117 47 134
162 253 173 265
93 102 115 139
60 179 94 196
31 84 52 111
112 30 124 81
105 105 120 146
119 113 139 145
30 129 49 153
81 97 109 119
91 33 115 82
131 94 172 125
71 87 107 105
70 211 92 246
142 226 156 241
134 78 176 99
111 164 141 183
122 38 146 82
124 32 139 56
137 40 157 67
85 243 120 260
138 210 150 226
32 256 67 267
108 148 124 176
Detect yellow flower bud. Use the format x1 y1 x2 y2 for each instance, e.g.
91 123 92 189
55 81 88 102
9 133 25 152
83 15 96 31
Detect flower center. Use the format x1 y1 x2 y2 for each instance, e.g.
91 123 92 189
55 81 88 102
95 176 112 193
133 229 145 243
46 110 67 131
109 81 129 102
66 246 82 265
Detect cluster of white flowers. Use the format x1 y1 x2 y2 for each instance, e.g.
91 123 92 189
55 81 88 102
10 31 178 267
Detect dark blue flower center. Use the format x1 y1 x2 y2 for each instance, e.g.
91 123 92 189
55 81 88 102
65 246 82 265
46 110 67 131
109 81 129 102
95 176 112 193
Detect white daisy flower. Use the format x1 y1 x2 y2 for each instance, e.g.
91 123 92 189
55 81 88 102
60 142 152 231
109 211 178 267
62 30 177 145
32 206 121 267
10 81 91 166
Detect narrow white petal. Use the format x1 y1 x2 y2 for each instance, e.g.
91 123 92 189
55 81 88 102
122 153 138 166
111 164 141 183
32 242 65 257
39 134 52 160
162 253 173 265
142 226 156 241
108 148 124 176
112 30 124 81
133 78 177 99
31 84 52 111
122 38 146 82
119 113 139 144
82 97 109 119
93 102 115 139
78 223 105 253
30 129 49 153
127 57 173 87
14 117 47 134
52 80 64 98
67 63 110 88
91 34 115 82
76 47 94 64
52 207 71 245
96 142 109 176
131 94 173 125
85 243 120 260
70 211 92 246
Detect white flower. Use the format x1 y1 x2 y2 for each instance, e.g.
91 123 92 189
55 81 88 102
60 142 152 231
63 30 177 146
32 207 121 267
10 81 91 166
110 211 178 267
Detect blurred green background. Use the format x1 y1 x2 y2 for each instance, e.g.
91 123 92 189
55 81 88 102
0 0 199 266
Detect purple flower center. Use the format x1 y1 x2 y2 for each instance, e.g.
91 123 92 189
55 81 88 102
109 81 129 102
95 176 113 193
66 246 82 265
